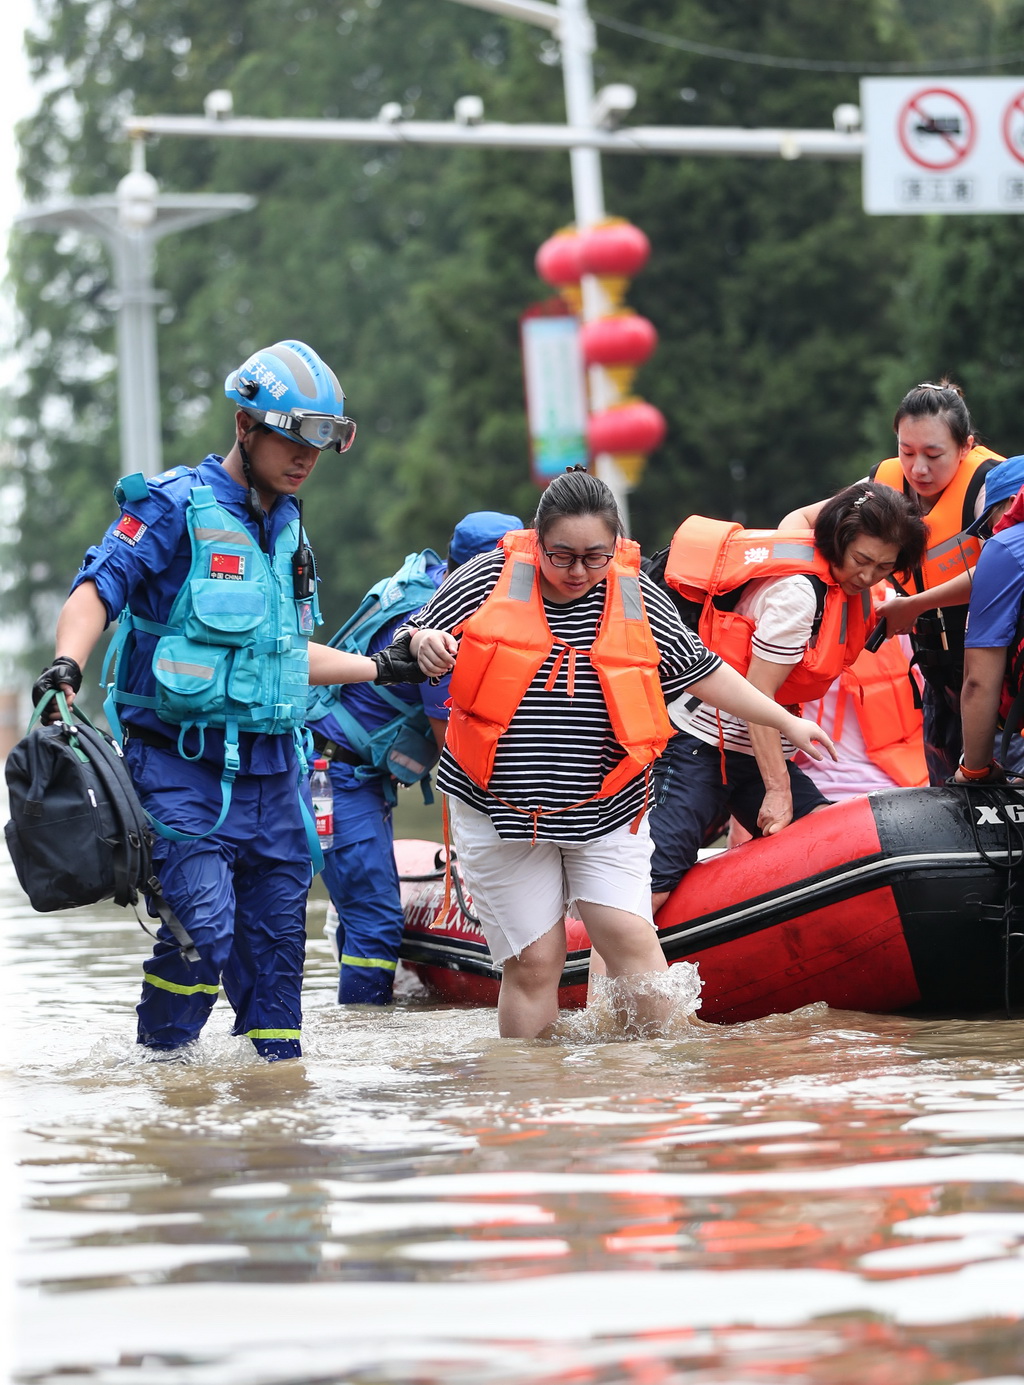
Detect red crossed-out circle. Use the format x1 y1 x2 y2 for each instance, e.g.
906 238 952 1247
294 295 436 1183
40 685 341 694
898 87 975 170
1002 90 1024 165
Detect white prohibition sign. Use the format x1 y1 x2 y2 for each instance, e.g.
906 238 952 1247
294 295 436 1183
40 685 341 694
898 87 976 170
1002 89 1024 166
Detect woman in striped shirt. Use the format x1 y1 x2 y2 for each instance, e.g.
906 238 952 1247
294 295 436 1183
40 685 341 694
406 469 835 1039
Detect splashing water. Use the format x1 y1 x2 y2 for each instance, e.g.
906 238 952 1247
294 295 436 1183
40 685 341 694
555 962 704 1042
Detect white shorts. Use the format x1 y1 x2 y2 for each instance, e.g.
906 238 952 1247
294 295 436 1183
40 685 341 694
447 797 656 965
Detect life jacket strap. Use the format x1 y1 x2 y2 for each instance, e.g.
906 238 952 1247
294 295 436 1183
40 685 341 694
144 720 239 844
715 710 727 784
132 616 179 638
628 766 653 836
429 796 455 929
544 638 583 697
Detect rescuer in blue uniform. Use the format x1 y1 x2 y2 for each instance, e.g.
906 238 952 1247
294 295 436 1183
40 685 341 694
32 341 423 1061
307 510 521 1005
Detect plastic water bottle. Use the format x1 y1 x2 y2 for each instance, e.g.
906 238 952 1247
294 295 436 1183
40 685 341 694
310 757 334 850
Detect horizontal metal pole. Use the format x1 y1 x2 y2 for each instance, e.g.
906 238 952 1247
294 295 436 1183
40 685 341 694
123 113 864 161
444 0 560 31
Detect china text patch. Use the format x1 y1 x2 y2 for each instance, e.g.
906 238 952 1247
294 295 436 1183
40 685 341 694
210 552 245 580
113 513 147 547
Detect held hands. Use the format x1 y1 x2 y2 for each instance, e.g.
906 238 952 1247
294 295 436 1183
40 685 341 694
371 629 427 685
412 629 458 679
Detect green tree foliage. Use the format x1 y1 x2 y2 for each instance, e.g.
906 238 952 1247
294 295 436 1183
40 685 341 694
6 0 1023 667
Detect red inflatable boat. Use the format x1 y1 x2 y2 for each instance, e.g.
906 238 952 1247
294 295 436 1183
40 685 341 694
398 785 1024 1021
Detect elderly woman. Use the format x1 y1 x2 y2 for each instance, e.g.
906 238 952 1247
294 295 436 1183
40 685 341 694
650 481 927 913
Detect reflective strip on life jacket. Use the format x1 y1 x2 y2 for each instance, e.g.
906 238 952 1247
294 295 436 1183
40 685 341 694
664 516 870 705
446 529 671 807
873 447 1001 592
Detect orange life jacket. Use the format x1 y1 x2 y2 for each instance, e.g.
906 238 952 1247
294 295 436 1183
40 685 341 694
873 446 1001 593
805 637 927 788
446 529 672 804
664 516 872 705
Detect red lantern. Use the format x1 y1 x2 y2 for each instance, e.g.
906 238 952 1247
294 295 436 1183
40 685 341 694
535 232 583 287
579 312 658 368
578 221 651 279
587 401 667 456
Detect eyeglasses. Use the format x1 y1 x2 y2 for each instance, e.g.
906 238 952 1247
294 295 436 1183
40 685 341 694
542 549 614 569
262 409 358 453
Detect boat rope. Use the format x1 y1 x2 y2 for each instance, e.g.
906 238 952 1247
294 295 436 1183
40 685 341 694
398 848 480 927
960 784 1024 1018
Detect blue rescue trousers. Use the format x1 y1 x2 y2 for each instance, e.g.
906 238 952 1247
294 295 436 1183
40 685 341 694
126 742 312 1061
320 762 404 1005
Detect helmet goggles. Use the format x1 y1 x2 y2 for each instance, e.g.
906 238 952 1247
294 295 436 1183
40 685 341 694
260 408 357 453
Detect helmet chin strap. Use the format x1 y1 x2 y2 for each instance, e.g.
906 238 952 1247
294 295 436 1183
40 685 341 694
238 431 270 551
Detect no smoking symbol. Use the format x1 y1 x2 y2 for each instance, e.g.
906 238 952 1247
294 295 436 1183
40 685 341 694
898 87 975 170
1003 91 1024 165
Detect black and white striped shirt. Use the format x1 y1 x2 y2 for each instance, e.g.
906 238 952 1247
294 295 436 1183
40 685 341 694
409 549 721 841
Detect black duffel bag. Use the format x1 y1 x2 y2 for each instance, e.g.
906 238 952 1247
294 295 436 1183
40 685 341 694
4 692 198 960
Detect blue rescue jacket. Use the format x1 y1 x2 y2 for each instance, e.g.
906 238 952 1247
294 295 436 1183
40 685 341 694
107 481 320 755
101 473 323 849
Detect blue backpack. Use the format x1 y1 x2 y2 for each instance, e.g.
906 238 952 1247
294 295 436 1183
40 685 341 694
307 549 444 799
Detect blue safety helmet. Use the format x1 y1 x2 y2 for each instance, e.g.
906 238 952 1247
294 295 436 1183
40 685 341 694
224 340 356 453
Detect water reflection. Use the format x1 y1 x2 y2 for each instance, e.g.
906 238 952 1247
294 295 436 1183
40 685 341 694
5 853 1024 1383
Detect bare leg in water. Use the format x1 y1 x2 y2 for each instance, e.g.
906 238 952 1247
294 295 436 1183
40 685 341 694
497 920 567 1039
587 904 706 1027
577 900 693 1038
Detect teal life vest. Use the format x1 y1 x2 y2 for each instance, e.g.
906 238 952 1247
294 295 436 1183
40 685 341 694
103 479 323 853
154 485 318 738
307 548 443 801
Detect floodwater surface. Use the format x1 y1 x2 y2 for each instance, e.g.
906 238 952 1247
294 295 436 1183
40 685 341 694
4 848 1024 1384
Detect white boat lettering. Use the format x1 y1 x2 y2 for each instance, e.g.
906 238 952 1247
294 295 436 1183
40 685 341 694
975 804 1024 825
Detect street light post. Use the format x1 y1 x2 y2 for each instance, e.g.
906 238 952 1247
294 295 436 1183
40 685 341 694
448 0 627 515
118 7 863 507
16 143 255 478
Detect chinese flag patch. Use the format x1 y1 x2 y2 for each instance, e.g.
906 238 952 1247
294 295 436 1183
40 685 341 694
210 552 245 580
113 513 147 546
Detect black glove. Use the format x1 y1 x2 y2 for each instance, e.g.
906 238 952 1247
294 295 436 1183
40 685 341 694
371 630 426 685
32 656 83 707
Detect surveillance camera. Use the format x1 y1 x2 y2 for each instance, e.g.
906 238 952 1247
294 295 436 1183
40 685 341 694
592 83 636 131
833 103 861 134
378 102 404 124
116 168 159 230
204 89 234 120
454 95 485 126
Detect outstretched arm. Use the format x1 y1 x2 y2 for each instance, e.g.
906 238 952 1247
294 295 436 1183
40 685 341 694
308 642 377 686
877 570 973 636
683 659 836 764
777 498 829 529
